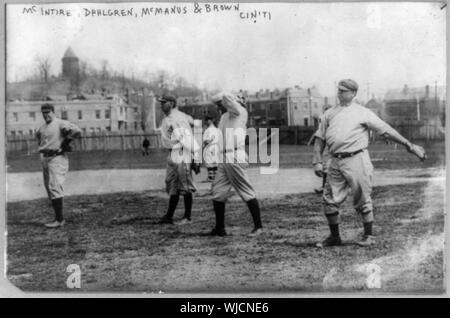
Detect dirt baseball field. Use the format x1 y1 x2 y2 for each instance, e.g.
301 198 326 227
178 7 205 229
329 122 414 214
5 142 445 293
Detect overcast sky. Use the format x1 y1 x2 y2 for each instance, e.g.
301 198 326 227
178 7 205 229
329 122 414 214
6 2 446 98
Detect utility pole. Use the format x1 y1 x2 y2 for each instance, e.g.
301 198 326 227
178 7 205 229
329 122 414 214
366 82 371 102
435 80 438 109
334 81 337 105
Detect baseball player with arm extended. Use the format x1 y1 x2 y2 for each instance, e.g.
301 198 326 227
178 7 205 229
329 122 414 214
208 92 263 237
313 79 426 247
36 103 82 228
158 95 201 226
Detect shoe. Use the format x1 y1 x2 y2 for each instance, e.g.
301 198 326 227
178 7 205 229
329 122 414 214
208 228 227 237
314 187 324 194
248 227 263 237
175 218 192 225
45 220 65 228
357 235 376 247
316 235 342 248
158 217 173 225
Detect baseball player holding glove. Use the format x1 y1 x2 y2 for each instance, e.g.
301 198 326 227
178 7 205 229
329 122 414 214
158 95 201 226
208 92 263 237
313 79 426 247
36 103 82 228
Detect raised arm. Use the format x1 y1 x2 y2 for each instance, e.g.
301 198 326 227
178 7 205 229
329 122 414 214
221 92 244 117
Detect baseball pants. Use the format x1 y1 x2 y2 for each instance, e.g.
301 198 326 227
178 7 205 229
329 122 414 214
212 163 257 202
165 154 196 196
323 149 374 224
41 154 69 200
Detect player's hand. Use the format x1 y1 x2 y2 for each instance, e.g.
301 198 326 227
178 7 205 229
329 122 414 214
314 163 324 177
406 143 427 161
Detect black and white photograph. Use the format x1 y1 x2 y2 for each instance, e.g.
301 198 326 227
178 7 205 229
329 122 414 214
1 1 447 296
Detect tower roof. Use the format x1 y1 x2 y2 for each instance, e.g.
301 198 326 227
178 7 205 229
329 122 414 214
63 46 78 59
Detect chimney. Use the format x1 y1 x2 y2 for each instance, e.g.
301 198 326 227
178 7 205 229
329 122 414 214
402 85 408 95
425 85 430 98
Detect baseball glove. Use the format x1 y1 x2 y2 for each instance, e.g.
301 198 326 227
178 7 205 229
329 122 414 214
59 138 73 153
406 143 427 161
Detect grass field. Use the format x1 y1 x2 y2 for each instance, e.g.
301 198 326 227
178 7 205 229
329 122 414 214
6 141 445 173
6 180 444 293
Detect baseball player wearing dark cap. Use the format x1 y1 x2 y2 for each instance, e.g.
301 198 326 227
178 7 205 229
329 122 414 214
158 95 200 226
313 79 426 247
208 92 263 237
36 103 82 228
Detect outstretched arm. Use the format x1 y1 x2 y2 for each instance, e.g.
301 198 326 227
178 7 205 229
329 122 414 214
365 110 426 161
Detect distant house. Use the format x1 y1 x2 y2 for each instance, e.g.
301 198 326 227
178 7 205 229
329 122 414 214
6 95 141 136
384 85 445 124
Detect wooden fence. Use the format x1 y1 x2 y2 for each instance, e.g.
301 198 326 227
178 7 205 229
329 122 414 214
5 122 444 154
6 132 162 154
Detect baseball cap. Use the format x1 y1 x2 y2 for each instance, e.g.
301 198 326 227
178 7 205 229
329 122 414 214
338 79 359 92
157 95 177 104
41 103 55 112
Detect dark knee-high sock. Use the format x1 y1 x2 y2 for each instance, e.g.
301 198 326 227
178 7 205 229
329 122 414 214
183 193 193 220
246 198 262 229
213 200 225 230
363 222 373 236
166 195 179 219
51 198 64 222
329 224 340 237
322 172 327 188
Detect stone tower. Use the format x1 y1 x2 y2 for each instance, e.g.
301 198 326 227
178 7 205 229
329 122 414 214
62 46 79 79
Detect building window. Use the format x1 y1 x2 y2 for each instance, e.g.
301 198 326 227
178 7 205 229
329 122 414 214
78 110 83 120
106 126 111 132
97 128 101 132
105 109 111 119
29 129 33 135
120 107 123 115
18 130 23 136
62 111 68 120
13 112 18 122
314 103 318 109
29 112 36 121
304 118 309 126
11 131 16 137
134 122 138 130
82 128 86 134
95 110 101 119
303 102 309 110
90 127 96 133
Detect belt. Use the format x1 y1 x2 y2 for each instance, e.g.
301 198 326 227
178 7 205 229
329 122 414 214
42 152 63 158
332 149 364 159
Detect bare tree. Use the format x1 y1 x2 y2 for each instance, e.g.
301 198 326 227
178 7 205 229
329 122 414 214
100 60 109 80
35 56 52 83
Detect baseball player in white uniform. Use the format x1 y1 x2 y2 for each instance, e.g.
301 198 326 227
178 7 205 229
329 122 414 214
202 115 220 182
36 103 82 228
158 95 201 226
313 79 426 247
208 92 263 237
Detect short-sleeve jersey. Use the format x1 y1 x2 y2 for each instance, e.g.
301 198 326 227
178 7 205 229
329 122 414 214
314 102 393 154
